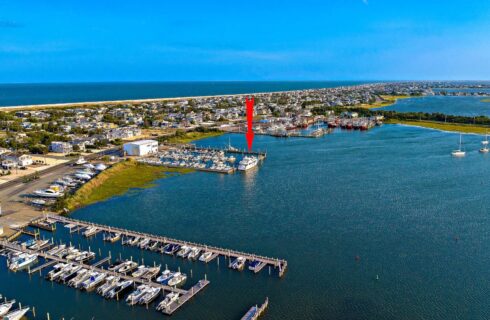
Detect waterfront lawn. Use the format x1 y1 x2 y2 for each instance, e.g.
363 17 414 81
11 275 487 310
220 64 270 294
481 99 490 103
64 160 193 210
387 119 490 134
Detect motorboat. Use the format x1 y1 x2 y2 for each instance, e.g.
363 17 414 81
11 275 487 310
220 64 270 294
75 156 87 165
176 246 191 258
59 264 83 283
138 238 150 249
156 269 174 284
45 263 66 280
95 163 108 171
138 287 161 305
126 285 150 306
73 251 95 263
229 257 246 271
29 239 50 251
68 269 90 288
116 261 138 274
8 253 38 271
141 265 161 280
105 280 134 299
33 188 63 198
187 247 201 260
238 156 258 171
199 251 214 263
31 199 47 206
74 173 92 180
83 226 98 237
163 243 180 255
248 260 264 272
107 260 124 272
0 300 16 317
81 272 107 291
103 232 121 243
97 276 120 296
156 292 180 311
2 307 30 320
131 265 149 278
167 272 187 287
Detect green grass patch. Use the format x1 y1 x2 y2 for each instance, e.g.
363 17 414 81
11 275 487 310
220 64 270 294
64 160 193 211
360 95 412 109
387 119 490 134
165 131 224 144
481 99 490 103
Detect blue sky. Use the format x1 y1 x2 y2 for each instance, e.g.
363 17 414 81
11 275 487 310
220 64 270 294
1 0 489 82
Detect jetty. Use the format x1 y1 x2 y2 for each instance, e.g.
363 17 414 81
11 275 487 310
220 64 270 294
241 297 269 320
34 214 288 277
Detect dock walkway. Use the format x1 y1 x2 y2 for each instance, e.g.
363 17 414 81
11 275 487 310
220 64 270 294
41 214 288 277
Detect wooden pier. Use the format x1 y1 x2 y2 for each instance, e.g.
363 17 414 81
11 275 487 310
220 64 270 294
241 297 269 320
40 214 288 278
29 260 57 274
0 240 189 295
161 279 210 315
180 144 267 160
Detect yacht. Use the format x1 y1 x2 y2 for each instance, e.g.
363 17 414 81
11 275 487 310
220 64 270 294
248 260 263 272
103 232 121 243
81 272 107 291
73 251 95 263
238 156 258 171
2 307 30 320
59 264 83 283
163 243 180 255
156 292 180 311
29 239 50 251
116 261 138 274
451 134 466 157
176 245 191 258
68 269 90 288
95 163 108 171
131 265 149 278
33 188 63 198
167 272 187 287
0 300 16 317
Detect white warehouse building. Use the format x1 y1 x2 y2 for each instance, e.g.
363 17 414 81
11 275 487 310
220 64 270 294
123 140 158 156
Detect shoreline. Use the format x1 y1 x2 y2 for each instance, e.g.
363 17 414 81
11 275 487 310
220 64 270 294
0 83 383 111
386 119 490 134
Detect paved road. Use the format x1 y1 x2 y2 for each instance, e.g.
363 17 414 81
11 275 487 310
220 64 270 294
0 148 120 238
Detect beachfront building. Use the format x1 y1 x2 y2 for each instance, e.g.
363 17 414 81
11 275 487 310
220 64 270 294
1 153 33 168
50 141 73 154
123 140 158 156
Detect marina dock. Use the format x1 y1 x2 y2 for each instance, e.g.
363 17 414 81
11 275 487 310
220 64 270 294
34 214 288 277
241 297 269 320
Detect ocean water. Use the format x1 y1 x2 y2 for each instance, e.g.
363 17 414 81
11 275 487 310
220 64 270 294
378 96 490 116
0 81 369 107
2 126 490 319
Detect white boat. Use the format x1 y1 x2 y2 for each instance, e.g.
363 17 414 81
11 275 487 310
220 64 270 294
238 156 258 171
83 226 98 237
0 300 16 317
156 269 174 284
131 265 149 278
116 261 138 274
187 247 201 260
33 188 63 198
31 199 47 206
68 269 89 287
97 276 120 296
176 245 191 258
126 285 150 306
2 307 30 320
74 173 92 180
28 239 50 251
95 163 108 171
156 292 180 311
138 287 161 305
451 134 466 157
167 272 187 287
9 254 38 271
81 272 106 291
199 251 214 263
75 156 87 165
480 133 489 153
105 280 133 299
229 256 246 271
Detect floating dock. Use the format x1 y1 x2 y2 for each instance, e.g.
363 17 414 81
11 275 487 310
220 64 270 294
36 214 288 277
241 297 269 320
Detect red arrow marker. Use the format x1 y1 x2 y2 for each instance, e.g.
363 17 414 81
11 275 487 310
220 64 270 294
245 96 255 150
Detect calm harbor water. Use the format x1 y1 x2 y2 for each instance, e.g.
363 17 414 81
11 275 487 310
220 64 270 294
379 96 490 116
2 125 490 319
0 81 369 107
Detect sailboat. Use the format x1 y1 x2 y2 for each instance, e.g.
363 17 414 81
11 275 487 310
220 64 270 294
479 133 489 153
451 134 466 157
227 137 238 152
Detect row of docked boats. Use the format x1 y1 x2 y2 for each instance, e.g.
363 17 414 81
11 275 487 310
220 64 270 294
45 244 96 263
0 295 30 320
229 256 266 273
31 160 108 200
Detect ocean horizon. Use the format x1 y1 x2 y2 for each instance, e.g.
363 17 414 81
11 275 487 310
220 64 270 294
0 81 375 107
